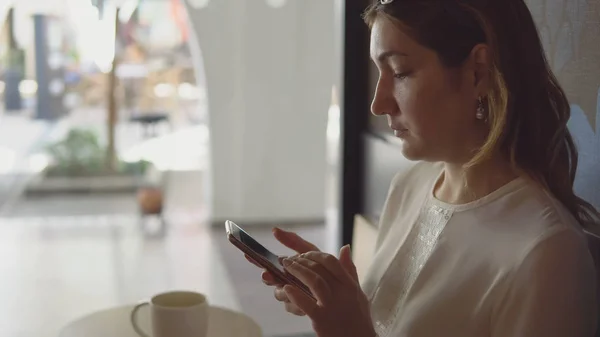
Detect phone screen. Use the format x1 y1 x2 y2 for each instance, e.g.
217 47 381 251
227 221 284 272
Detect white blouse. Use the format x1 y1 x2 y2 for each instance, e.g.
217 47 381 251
362 161 597 337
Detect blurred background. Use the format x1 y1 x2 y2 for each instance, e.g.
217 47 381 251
0 0 344 336
0 0 597 336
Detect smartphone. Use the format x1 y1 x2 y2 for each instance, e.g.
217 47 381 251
225 220 315 300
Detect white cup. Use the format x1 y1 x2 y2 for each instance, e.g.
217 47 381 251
130 291 209 337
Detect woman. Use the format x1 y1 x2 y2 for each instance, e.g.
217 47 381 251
248 0 599 336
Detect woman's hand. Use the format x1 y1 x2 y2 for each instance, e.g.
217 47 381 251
244 227 320 316
281 246 376 337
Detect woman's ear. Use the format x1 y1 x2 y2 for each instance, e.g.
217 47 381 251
469 43 491 95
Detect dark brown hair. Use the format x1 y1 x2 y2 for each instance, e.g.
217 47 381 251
364 0 600 231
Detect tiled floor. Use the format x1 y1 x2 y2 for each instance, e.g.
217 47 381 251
0 213 240 337
0 170 231 337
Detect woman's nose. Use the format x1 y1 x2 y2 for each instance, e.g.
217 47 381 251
370 79 397 117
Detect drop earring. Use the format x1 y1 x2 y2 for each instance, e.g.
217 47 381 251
476 97 485 120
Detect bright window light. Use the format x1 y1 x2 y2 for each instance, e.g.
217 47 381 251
266 0 287 8
0 147 16 174
28 153 50 173
154 83 175 98
19 80 38 95
187 0 210 9
178 83 202 100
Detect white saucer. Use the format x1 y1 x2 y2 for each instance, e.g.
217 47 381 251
59 304 263 337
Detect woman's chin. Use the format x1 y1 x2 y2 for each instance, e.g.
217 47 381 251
400 142 425 161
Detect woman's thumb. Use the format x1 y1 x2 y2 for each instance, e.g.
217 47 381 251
339 245 359 282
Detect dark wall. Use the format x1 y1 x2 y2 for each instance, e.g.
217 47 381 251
339 0 370 246
363 134 412 224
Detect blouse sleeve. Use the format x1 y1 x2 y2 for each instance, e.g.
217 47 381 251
491 229 598 337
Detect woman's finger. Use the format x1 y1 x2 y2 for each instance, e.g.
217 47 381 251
301 251 350 283
284 285 320 319
262 271 280 286
282 258 330 303
273 227 320 253
274 286 290 303
291 256 340 285
284 301 306 316
338 245 359 283
244 254 263 269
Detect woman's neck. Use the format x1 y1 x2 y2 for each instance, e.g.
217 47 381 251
434 156 520 205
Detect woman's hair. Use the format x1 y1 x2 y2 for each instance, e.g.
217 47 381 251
364 0 600 231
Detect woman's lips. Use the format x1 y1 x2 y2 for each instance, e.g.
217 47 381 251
393 128 408 137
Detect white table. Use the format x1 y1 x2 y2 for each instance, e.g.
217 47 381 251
59 305 263 337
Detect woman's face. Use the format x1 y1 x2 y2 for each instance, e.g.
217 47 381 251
370 16 485 163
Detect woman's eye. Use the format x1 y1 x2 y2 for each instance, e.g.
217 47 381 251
394 72 410 80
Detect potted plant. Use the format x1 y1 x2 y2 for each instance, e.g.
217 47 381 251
27 128 159 197
44 128 152 177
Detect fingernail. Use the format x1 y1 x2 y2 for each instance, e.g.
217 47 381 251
345 244 352 253
282 258 292 266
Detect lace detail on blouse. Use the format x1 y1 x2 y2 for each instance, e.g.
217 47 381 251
370 202 453 337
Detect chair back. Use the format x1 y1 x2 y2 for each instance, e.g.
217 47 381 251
352 214 379 284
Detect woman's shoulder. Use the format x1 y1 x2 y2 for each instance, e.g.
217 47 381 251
484 178 586 243
489 223 597 336
475 178 593 277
